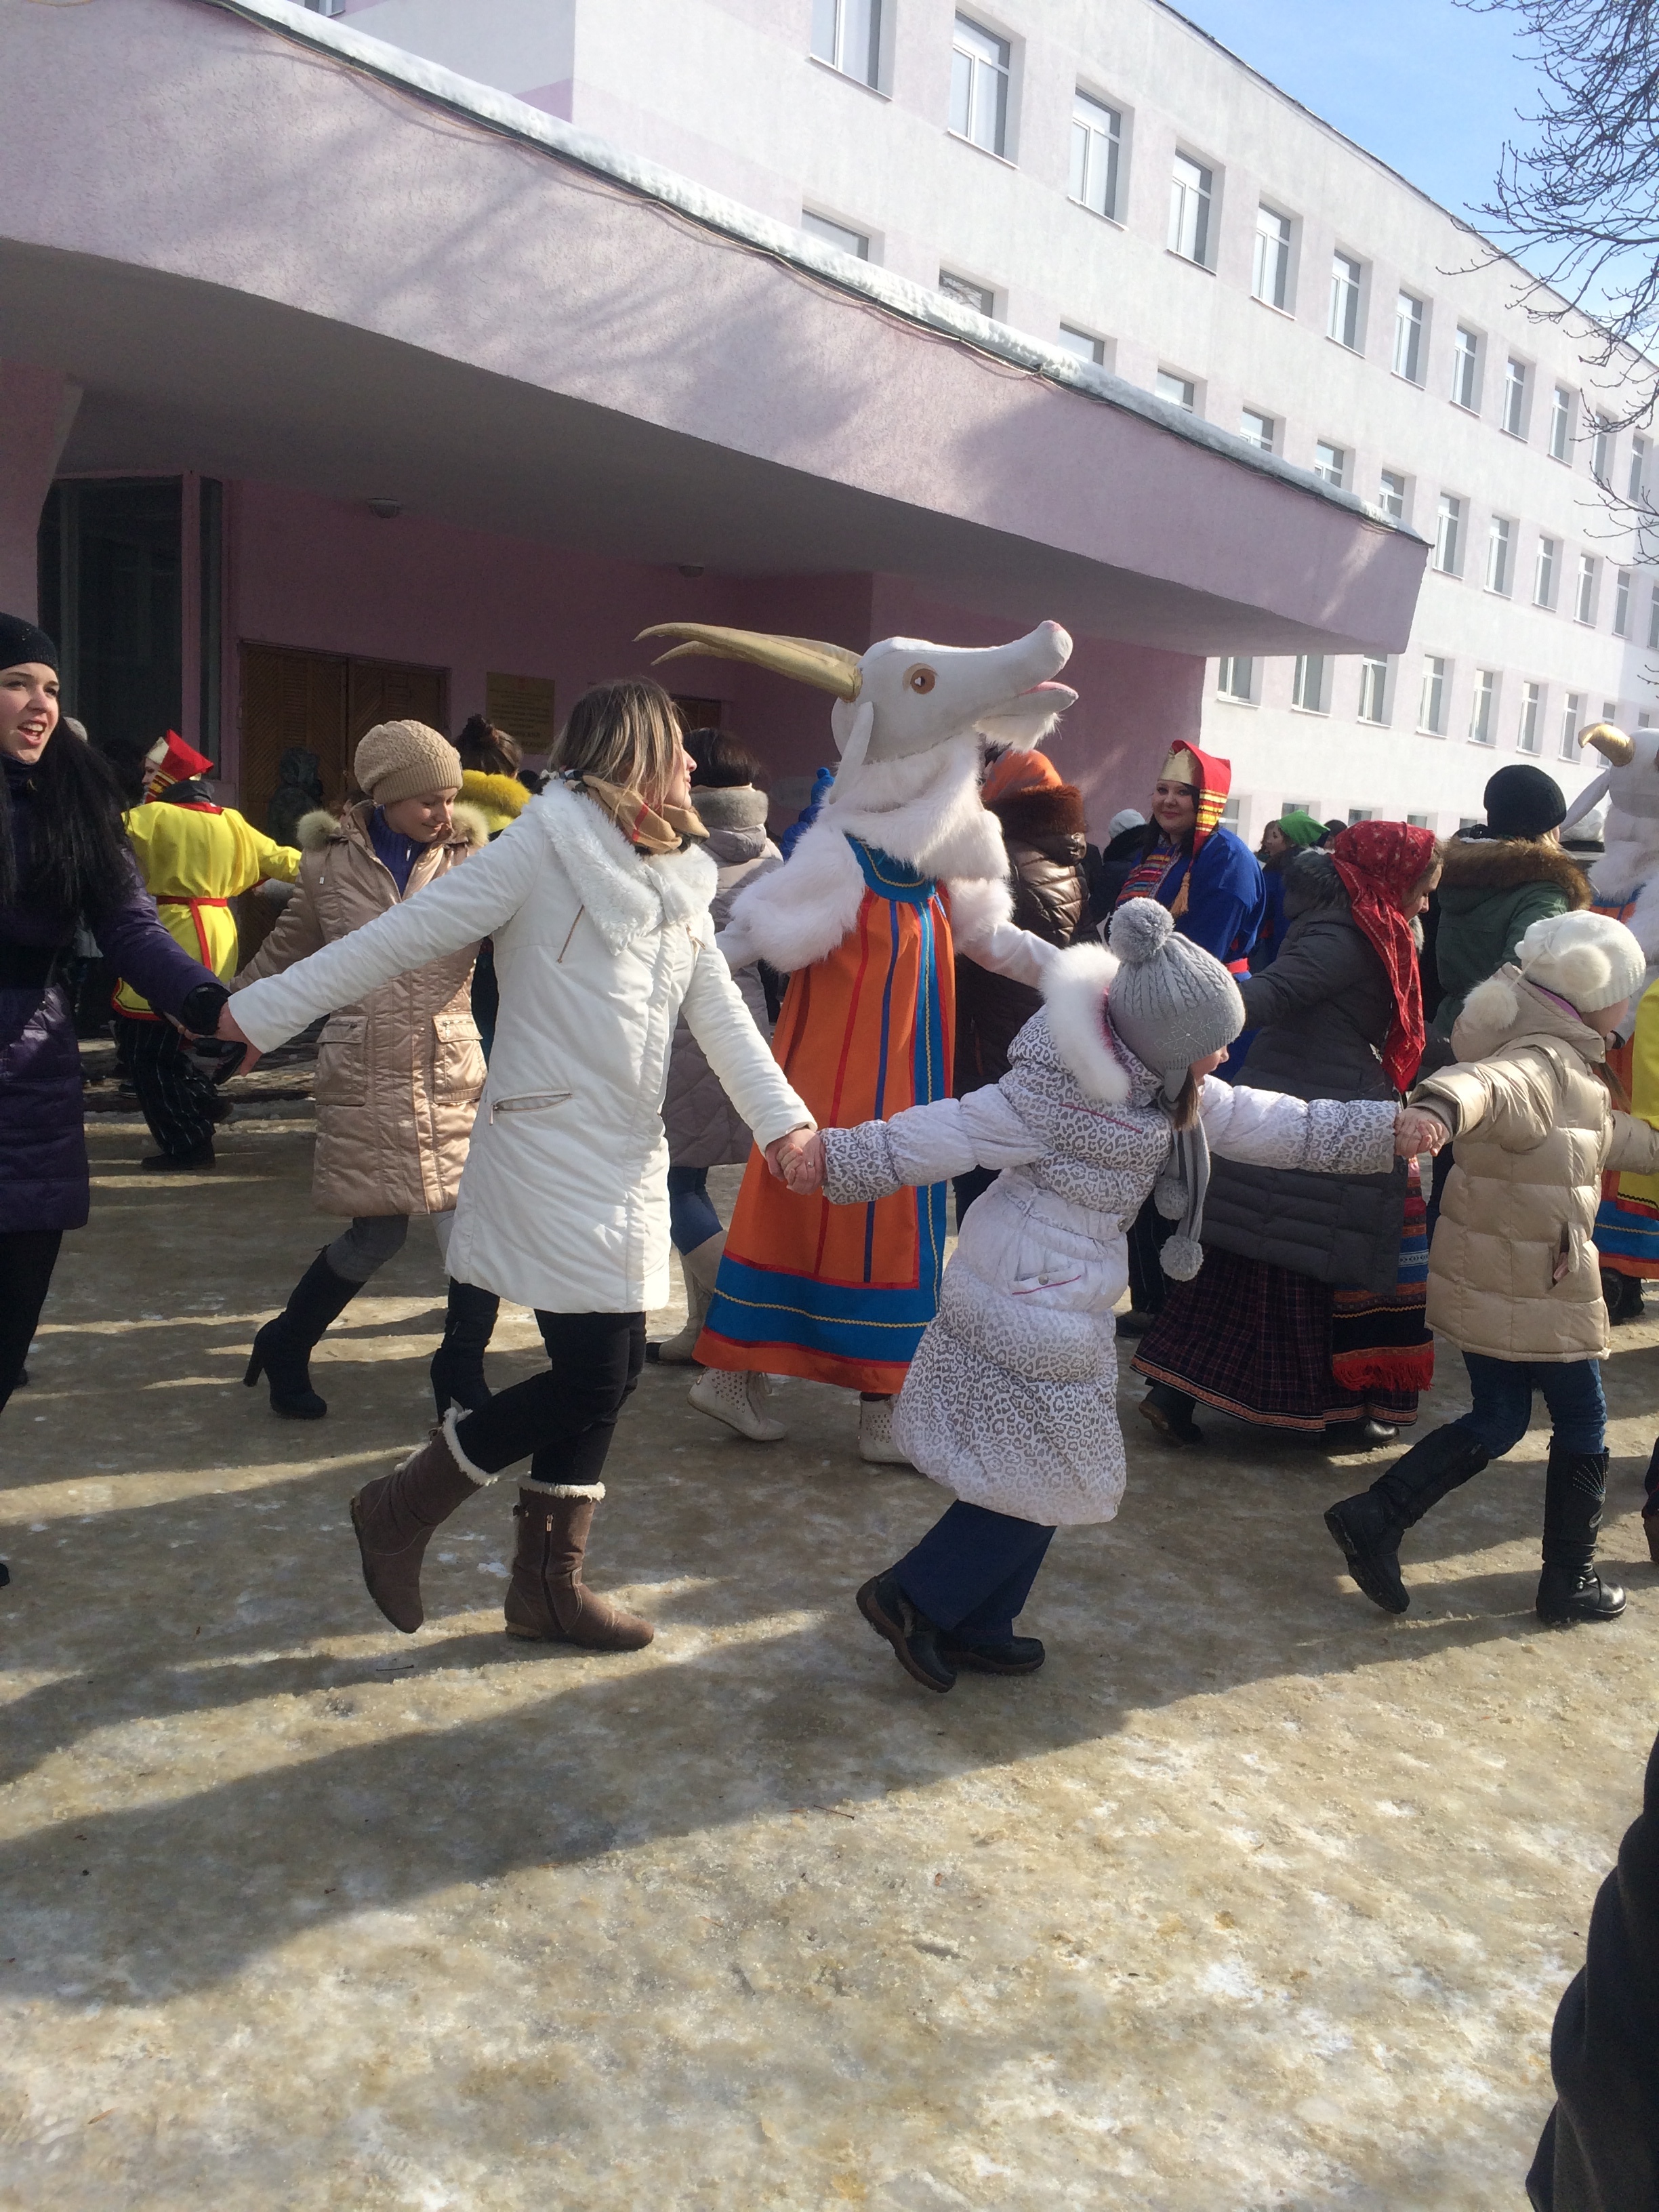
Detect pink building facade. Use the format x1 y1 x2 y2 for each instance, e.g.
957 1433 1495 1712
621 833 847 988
0 0 1425 834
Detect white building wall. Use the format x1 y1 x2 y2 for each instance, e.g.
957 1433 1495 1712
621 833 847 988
334 0 1650 834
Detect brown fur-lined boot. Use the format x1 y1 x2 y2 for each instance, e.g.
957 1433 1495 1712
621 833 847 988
506 1487 654 1650
350 1409 492 1634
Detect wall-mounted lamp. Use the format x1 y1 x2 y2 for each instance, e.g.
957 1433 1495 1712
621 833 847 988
678 562 705 578
367 499 403 520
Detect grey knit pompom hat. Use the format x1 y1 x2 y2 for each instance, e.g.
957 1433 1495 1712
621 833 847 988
1105 899 1245 1090
1106 899 1246 1284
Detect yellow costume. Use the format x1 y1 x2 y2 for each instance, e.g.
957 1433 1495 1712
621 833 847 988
118 800 300 1015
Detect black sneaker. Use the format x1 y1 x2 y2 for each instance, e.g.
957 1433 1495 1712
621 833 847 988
939 1632 1045 1675
856 1572 956 1693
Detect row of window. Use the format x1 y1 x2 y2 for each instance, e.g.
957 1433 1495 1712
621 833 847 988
808 5 1639 485
1217 652 1635 760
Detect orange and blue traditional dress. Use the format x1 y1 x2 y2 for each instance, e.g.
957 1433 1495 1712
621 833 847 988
696 838 953 1393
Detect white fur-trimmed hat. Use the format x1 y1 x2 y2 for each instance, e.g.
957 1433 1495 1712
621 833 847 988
1513 909 1645 1015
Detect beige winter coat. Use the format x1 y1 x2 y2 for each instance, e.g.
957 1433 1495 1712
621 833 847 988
1413 970 1659 1361
234 802 487 1218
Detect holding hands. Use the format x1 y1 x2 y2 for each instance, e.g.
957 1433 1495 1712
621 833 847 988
764 1123 821 1189
1395 1105 1450 1158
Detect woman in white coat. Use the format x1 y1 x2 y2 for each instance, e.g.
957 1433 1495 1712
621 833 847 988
222 680 813 1652
787 901 1413 1693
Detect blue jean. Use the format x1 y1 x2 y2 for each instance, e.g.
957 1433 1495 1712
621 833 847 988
1454 1351 1606 1458
668 1166 721 1254
895 1500 1056 1640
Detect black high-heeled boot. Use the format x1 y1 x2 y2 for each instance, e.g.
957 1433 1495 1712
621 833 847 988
243 1252 363 1418
430 1279 501 1418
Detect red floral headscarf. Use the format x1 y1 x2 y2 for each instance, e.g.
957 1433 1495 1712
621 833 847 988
1330 821 1438 1093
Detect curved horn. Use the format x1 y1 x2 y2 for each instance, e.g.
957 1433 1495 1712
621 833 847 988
1580 720 1636 766
636 622 861 701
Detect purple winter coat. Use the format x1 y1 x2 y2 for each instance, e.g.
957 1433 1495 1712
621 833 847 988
1 757 223 1233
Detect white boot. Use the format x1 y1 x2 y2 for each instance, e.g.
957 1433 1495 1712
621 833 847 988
859 1393 915 1467
653 1233 723 1365
689 1365 787 1443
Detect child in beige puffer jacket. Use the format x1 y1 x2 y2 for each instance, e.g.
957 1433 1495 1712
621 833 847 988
1328 910 1659 1626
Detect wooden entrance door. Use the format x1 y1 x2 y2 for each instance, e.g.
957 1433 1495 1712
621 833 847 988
238 644 449 836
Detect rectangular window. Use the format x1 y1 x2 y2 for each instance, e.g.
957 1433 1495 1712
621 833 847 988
1649 584 1659 650
1406 813 1431 829
1419 656 1449 735
1357 655 1389 724
1559 690 1584 761
1378 469 1407 522
1434 493 1463 576
1616 568 1634 636
949 16 1010 156
939 269 995 315
1576 552 1599 624
1550 384 1574 462
1452 326 1481 411
1292 653 1330 713
802 210 869 258
1469 668 1498 745
1518 680 1543 756
811 0 882 85
1593 419 1614 483
1057 323 1105 365
1216 656 1254 701
1534 535 1557 608
1394 291 1425 382
1168 152 1213 266
1632 434 1650 503
1502 358 1528 436
1240 408 1275 452
1328 251 1363 348
1486 515 1513 595
1069 90 1122 220
1252 205 1292 308
1313 441 1347 489
1157 369 1196 411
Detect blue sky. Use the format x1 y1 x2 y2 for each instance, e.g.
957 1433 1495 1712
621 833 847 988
1170 0 1547 224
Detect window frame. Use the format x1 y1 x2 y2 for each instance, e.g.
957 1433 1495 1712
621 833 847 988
1156 368 1198 413
1168 150 1216 268
1502 356 1529 438
1534 535 1558 609
1378 469 1408 523
1057 323 1107 367
938 268 996 316
1252 204 1294 311
1418 655 1450 736
1328 250 1364 350
1313 441 1347 489
1469 668 1498 747
801 209 872 260
1631 434 1650 504
1216 655 1256 704
1574 551 1599 626
1240 407 1276 453
949 14 1011 159
1069 87 1123 222
810 0 883 88
1559 689 1584 761
1433 493 1464 577
1452 325 1483 412
1292 653 1330 714
1517 679 1544 756
1393 291 1427 384
1549 384 1574 463
1357 654 1391 725
1486 514 1514 597
1614 568 1634 637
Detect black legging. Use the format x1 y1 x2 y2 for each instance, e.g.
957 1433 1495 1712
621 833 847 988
454 1311 645 1488
0 1229 63 1413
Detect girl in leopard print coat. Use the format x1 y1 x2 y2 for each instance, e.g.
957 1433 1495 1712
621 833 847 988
790 901 1411 1692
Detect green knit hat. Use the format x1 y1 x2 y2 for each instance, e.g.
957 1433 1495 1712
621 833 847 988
1276 810 1326 848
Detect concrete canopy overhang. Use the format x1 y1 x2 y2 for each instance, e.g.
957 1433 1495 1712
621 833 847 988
0 0 1427 659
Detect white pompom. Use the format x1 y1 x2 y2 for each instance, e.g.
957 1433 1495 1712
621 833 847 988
1153 1175 1187 1221
1107 897 1174 964
1160 1236 1205 1282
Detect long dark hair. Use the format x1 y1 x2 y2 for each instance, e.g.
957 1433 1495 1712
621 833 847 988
0 725 136 922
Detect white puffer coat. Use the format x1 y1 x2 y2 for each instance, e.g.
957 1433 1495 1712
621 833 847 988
821 946 1399 1526
230 783 810 1313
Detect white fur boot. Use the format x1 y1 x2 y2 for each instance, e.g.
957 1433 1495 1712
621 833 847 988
689 1365 787 1443
858 1393 916 1467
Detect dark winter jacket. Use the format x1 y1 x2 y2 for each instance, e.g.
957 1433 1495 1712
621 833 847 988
1432 835 1589 1036
1200 849 1408 1292
956 781 1088 1091
1528 1726 1659 2212
1 756 224 1232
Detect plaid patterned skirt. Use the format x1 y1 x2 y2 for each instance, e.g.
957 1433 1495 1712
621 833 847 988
1131 1166 1431 1432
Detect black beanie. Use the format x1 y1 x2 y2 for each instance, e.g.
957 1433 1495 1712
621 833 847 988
0 613 58 674
1484 763 1566 840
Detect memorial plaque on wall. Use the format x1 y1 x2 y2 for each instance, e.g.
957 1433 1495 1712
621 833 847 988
485 671 556 751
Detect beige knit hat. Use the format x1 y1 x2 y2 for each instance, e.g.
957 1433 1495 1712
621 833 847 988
354 720 463 806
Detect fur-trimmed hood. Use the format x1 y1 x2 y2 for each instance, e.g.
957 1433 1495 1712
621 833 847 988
1437 835 1590 909
295 800 490 855
460 769 531 834
1035 940 1168 1107
1281 846 1352 922
690 782 769 834
529 779 718 954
